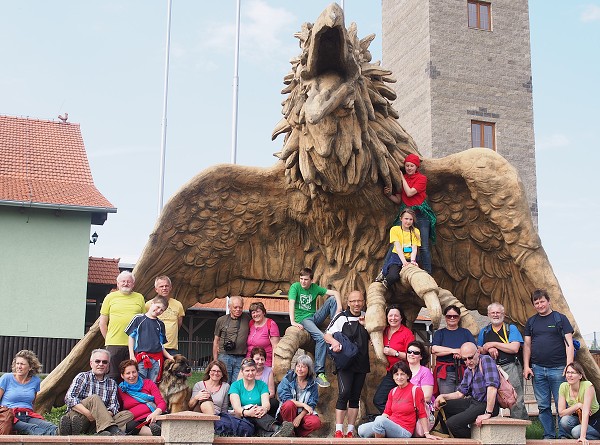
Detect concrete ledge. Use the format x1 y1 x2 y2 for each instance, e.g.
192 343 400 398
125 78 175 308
214 437 479 444
157 410 219 445
471 417 531 445
0 436 163 445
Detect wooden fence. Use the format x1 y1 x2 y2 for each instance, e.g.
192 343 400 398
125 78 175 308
0 335 78 373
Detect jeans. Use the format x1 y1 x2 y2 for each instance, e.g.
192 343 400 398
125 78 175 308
414 209 432 274
501 361 529 420
138 358 161 382
560 414 600 440
373 370 396 413
218 353 244 384
300 295 338 374
358 415 411 438
437 368 458 395
13 416 58 435
532 364 566 438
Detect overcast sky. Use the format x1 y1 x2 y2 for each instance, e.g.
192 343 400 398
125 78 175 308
1 1 598 342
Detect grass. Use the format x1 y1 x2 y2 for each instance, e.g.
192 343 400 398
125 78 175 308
42 371 206 426
525 418 544 439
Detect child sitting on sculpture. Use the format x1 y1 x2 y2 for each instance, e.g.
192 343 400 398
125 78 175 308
383 153 436 274
288 267 342 388
378 208 421 289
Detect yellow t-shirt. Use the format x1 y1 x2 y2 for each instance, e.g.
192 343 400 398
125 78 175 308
390 226 421 259
145 297 185 349
100 291 145 346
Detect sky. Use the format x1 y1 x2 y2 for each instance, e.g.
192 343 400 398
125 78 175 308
1 1 599 343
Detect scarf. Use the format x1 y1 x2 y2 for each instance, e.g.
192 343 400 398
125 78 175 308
119 378 156 412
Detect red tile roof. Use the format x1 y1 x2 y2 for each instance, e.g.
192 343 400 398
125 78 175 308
190 295 290 314
0 115 115 210
88 257 121 285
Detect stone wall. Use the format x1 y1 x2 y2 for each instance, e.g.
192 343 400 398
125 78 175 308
382 0 538 221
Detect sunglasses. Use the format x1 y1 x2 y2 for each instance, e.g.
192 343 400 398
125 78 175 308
445 314 460 320
406 350 421 355
94 359 109 365
463 353 477 361
241 359 256 366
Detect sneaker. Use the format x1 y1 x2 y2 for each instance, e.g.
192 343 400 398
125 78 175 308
272 421 294 437
58 416 71 435
95 430 112 436
334 430 344 438
375 271 384 282
345 431 354 438
107 425 125 436
70 415 85 435
149 423 162 436
316 373 330 388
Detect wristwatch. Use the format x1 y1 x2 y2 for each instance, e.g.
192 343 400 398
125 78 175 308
484 410 493 415
395 351 400 357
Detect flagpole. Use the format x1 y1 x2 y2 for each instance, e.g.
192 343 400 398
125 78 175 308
158 0 173 214
231 0 241 164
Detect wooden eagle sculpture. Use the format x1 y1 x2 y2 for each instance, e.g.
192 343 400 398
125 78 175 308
37 3 599 415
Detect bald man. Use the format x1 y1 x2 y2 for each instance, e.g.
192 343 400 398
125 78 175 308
433 342 500 438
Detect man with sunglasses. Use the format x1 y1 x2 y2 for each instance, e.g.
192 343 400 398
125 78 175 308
433 342 500 438
59 349 132 436
477 302 528 420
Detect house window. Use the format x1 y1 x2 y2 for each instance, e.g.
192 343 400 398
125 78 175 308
471 120 495 150
468 1 491 31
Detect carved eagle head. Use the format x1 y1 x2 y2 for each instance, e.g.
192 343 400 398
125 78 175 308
273 3 419 197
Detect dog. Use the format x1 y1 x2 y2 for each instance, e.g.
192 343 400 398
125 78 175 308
159 354 192 413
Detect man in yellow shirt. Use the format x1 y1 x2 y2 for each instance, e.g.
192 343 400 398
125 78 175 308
145 275 185 355
99 271 145 379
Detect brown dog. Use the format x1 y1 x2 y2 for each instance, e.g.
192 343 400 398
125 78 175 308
159 354 192 413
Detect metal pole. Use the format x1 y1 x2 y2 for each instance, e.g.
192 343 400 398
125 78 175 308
230 0 241 164
158 0 173 214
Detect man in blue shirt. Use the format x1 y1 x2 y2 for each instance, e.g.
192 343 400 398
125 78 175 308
477 302 528 419
433 342 500 438
523 288 574 439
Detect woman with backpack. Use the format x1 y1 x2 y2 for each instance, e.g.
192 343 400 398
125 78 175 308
245 302 280 367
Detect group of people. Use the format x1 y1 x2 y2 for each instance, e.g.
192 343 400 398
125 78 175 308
2 155 598 441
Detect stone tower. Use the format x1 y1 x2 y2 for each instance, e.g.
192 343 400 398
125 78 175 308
382 0 537 220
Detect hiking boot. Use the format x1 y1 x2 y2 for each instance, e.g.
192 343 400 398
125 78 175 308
149 423 162 436
58 416 71 435
70 415 85 435
272 421 294 437
334 430 344 438
95 430 112 436
316 373 330 388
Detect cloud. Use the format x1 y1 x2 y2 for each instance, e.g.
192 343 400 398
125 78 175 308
536 133 570 151
581 4 600 22
198 0 296 64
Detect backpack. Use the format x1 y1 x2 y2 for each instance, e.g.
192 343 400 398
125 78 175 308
527 311 580 357
327 331 359 370
479 361 517 409
214 412 255 437
409 386 435 437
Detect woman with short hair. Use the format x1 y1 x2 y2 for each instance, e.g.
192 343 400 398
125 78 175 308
246 302 280 367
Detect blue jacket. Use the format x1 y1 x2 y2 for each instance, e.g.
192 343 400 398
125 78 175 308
276 369 318 417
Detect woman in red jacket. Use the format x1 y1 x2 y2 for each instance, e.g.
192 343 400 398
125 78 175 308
117 359 167 436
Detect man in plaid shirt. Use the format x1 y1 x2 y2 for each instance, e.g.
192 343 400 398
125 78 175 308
433 342 500 438
58 349 132 436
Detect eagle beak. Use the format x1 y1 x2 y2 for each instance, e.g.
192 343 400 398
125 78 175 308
305 3 356 80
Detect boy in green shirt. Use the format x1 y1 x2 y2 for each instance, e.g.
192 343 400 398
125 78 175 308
288 267 342 387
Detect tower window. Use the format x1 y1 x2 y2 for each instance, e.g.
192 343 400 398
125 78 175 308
468 1 491 31
471 120 495 150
